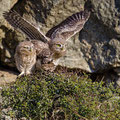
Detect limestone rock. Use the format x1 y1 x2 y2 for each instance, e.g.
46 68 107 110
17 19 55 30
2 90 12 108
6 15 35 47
60 0 120 72
0 67 17 85
74 0 120 72
0 0 20 67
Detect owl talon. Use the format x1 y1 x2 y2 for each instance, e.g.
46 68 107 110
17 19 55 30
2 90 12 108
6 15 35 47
17 72 25 78
17 71 32 78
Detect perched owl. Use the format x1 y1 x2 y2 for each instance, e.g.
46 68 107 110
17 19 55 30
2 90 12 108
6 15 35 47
3 9 90 72
14 41 36 76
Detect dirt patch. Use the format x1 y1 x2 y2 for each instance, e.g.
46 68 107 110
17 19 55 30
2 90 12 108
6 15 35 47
0 67 18 86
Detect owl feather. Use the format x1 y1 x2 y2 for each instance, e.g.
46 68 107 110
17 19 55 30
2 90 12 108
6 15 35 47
46 10 90 41
3 9 90 42
3 10 50 43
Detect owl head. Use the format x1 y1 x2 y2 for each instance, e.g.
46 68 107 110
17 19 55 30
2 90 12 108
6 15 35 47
48 39 66 59
48 39 66 53
17 41 35 55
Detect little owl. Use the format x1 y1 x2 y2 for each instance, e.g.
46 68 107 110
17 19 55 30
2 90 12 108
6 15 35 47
14 41 36 76
3 9 90 74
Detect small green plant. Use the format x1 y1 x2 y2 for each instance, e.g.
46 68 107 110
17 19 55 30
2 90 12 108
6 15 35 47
1 70 120 120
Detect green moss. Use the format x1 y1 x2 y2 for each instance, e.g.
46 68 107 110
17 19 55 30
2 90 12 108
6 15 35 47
1 70 120 120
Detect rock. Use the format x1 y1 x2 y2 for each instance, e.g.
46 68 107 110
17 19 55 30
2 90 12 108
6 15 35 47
0 67 18 85
116 78 120 86
113 67 120 86
1 107 18 120
0 0 120 74
60 0 120 73
56 0 120 73
0 0 19 67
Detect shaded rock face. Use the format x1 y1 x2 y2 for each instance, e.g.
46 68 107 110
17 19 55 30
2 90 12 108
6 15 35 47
0 0 120 73
60 0 120 73
0 0 22 67
77 0 120 72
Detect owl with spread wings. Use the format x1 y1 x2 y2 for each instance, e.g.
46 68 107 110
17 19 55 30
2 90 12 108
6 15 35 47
3 9 90 76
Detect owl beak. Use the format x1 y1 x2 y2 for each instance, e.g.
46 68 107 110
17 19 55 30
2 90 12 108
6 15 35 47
29 48 32 52
61 47 64 51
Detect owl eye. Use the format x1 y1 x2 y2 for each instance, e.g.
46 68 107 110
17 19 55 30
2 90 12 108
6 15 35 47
56 44 62 48
23 46 32 51
23 46 28 48
23 46 27 49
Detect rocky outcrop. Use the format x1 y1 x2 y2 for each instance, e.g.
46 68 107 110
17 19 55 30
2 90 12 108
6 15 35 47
61 0 120 73
0 0 20 67
0 0 120 75
0 67 17 85
77 0 120 73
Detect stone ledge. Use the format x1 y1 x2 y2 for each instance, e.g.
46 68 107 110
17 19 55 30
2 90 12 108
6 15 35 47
0 67 18 86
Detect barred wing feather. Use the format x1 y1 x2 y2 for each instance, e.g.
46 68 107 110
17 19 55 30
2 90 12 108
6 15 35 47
46 10 90 41
3 10 49 43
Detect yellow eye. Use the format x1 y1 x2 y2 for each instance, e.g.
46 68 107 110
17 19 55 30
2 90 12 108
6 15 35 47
24 46 28 49
56 44 62 47
23 47 27 49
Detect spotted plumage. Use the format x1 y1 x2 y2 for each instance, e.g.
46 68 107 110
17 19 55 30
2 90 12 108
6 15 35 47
3 9 90 73
14 41 36 76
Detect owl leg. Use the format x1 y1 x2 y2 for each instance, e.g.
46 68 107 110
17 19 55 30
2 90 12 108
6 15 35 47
25 65 35 75
18 71 25 77
25 71 32 75
18 71 31 77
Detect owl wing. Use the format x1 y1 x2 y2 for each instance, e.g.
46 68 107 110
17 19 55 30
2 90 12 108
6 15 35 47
3 10 50 43
31 40 49 55
46 10 90 41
